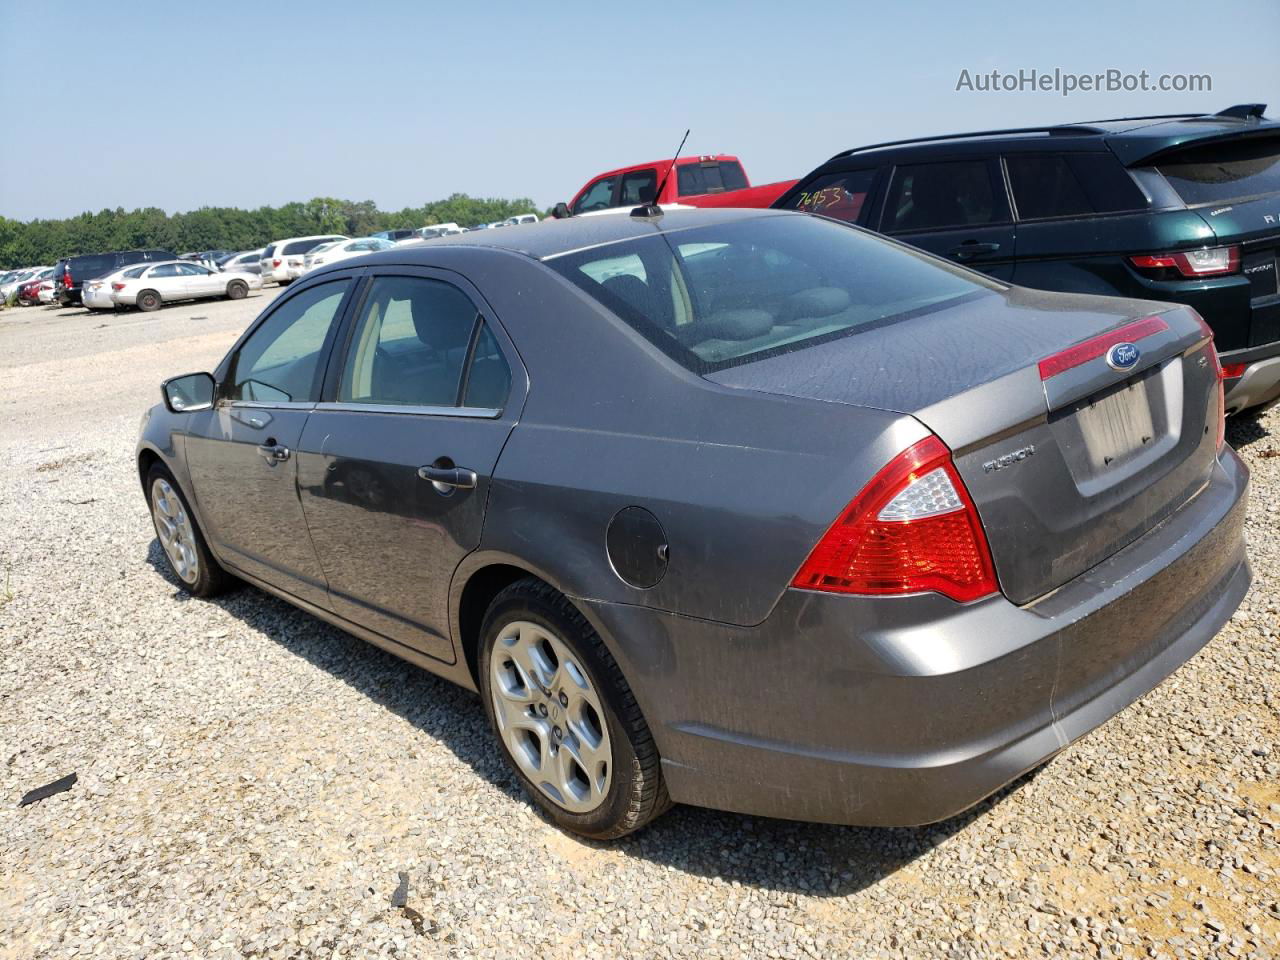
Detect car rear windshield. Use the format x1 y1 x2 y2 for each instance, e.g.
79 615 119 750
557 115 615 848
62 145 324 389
68 254 116 279
546 215 995 373
1155 137 1280 205
677 161 749 196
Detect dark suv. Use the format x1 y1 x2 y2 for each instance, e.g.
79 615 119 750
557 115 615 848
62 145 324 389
53 249 176 307
774 104 1280 413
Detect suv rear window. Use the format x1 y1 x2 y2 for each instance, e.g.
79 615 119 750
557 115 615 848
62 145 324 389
677 161 748 196
777 169 876 225
283 238 328 255
1155 138 1280 205
547 215 993 372
1006 154 1148 220
68 254 115 279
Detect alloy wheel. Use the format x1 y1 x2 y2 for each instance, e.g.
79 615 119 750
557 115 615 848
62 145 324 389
151 477 199 584
489 620 612 813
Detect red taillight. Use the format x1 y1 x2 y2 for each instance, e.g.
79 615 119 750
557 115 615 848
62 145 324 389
111 282 126 291
791 436 998 603
1037 315 1169 380
272 258 281 268
1221 363 1247 380
1129 245 1240 279
63 267 72 288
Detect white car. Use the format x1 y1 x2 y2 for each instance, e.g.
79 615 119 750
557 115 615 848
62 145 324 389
1 266 51 299
37 279 57 304
260 235 348 284
220 249 263 274
303 236 396 272
82 265 147 310
110 260 262 311
504 214 540 226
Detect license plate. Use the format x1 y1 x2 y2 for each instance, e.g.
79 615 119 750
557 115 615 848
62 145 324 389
1076 374 1156 471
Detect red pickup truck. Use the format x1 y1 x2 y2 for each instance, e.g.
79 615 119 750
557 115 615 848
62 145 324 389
560 155 797 216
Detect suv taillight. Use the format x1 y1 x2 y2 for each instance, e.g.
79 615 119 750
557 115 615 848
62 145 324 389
272 258 281 268
791 436 998 603
1129 245 1240 280
62 267 72 288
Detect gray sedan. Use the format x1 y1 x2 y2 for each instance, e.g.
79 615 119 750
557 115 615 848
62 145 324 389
138 208 1249 839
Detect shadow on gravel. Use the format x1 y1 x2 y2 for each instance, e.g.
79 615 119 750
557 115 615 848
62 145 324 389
1226 408 1273 451
146 539 1042 897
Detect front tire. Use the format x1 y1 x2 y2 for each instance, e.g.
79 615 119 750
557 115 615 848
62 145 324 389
136 289 161 312
478 578 671 839
147 465 233 598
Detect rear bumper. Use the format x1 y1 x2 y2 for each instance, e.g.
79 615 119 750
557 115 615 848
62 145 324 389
582 449 1250 826
1222 342 1280 413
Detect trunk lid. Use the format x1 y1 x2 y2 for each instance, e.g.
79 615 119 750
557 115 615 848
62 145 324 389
707 287 1220 604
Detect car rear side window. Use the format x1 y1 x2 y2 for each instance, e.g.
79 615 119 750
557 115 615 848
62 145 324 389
677 161 748 196
1155 138 1280 205
548 215 994 372
463 322 512 409
338 276 478 408
884 160 999 232
228 280 350 403
778 169 877 225
1006 154 1147 219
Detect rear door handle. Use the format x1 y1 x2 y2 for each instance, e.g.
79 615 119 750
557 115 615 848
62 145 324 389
417 465 478 489
256 442 291 463
950 241 1001 259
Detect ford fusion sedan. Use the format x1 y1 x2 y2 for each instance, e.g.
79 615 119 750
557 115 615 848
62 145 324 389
138 207 1249 839
112 260 262 311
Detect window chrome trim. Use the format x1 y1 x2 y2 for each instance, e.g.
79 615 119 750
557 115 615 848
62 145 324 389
312 401 502 419
219 399 317 410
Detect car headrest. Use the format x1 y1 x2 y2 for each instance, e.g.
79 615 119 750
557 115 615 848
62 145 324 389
780 286 852 322
697 308 774 341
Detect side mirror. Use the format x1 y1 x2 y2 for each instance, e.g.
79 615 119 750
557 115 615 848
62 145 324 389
162 372 216 413
552 202 571 219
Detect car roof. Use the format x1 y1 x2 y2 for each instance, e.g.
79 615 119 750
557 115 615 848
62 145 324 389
822 105 1278 168
579 154 742 182
371 206 790 262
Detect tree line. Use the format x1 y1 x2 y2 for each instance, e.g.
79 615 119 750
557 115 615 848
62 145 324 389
0 194 543 269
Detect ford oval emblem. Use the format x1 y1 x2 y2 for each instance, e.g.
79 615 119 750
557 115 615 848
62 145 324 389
1106 342 1141 371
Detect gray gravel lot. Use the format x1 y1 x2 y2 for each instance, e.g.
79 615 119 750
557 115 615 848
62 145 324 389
1 293 1277 959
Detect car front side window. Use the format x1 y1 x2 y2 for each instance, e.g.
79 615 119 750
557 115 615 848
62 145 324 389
573 176 618 214
226 280 350 404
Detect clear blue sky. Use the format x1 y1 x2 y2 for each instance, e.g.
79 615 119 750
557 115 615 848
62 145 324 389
1 0 1277 222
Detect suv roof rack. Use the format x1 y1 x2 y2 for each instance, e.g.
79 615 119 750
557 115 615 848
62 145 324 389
827 124 1105 161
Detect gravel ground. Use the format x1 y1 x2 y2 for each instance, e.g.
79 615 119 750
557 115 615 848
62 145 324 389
1 294 1278 960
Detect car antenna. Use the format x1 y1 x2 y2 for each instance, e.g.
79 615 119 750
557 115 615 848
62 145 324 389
632 128 689 219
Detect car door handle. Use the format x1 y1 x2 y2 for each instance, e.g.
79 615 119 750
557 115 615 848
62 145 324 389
417 465 478 489
256 442 291 463
950 241 1001 259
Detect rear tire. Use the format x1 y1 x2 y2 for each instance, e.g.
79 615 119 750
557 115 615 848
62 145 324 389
137 290 161 312
146 464 234 598
478 577 671 839
226 280 248 300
